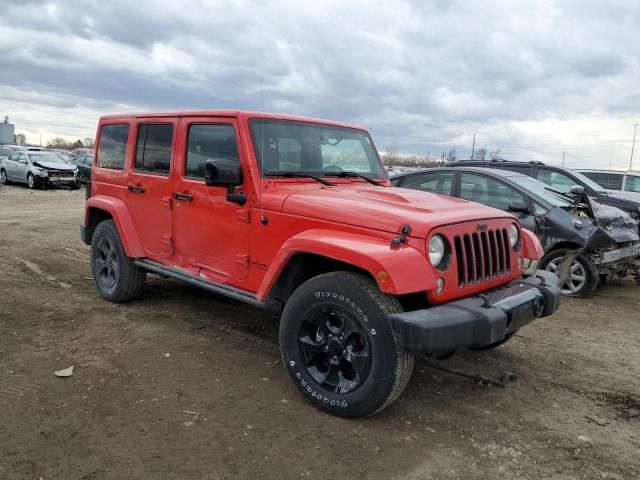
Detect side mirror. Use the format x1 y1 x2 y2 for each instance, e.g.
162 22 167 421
508 201 530 214
205 158 242 187
570 185 585 195
204 158 245 205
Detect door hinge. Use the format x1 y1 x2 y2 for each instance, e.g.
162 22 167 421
236 209 250 223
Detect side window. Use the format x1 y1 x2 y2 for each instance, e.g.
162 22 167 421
625 175 640 193
535 169 576 193
135 124 173 174
97 124 129 170
8 152 18 161
582 172 622 190
400 171 454 195
185 124 239 179
460 173 525 211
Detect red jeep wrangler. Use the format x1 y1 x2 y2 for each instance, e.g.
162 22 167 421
81 110 561 417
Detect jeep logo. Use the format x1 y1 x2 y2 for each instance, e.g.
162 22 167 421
476 223 488 232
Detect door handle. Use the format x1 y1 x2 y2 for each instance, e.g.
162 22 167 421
128 185 145 193
173 192 193 201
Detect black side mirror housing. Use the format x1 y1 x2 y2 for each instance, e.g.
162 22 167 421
508 201 530 214
570 185 585 195
204 158 245 205
205 158 243 187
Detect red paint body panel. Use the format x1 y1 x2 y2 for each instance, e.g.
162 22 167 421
256 229 434 300
86 110 542 305
85 195 145 257
522 228 544 260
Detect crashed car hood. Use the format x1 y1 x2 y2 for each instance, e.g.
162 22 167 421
32 161 76 171
590 200 639 243
276 185 513 238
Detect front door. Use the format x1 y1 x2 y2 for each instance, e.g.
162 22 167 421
172 118 251 282
126 119 176 259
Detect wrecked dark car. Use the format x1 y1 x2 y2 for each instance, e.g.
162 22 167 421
391 167 640 297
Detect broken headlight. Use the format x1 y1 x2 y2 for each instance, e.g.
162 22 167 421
509 223 519 248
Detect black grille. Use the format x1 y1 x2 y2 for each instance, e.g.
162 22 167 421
454 228 511 288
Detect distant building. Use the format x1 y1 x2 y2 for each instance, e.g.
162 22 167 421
15 133 26 146
0 116 15 144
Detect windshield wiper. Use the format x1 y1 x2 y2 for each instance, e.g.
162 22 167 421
324 171 383 186
265 171 335 186
544 186 575 199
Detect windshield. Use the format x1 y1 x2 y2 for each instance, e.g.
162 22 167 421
515 175 573 206
29 154 68 164
570 170 609 193
249 119 385 178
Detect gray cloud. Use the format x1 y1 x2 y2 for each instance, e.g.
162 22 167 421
1 0 639 166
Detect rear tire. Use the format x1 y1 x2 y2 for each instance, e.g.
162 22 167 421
279 271 414 417
540 248 598 298
90 220 146 302
0 169 7 185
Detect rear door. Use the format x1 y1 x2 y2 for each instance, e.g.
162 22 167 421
5 152 19 180
126 119 177 259
171 117 251 282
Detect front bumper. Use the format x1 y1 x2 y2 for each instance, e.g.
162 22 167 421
388 270 561 356
34 175 78 187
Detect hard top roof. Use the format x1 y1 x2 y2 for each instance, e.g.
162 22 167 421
100 110 367 131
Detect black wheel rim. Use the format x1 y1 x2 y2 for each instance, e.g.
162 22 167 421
95 237 119 289
297 304 372 394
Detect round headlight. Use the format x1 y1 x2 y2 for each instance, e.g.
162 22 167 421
509 223 519 248
428 235 445 267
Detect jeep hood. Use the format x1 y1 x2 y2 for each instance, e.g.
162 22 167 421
32 161 76 171
278 186 513 238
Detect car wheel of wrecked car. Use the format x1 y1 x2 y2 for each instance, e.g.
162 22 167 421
0 169 8 185
279 271 414 418
540 249 598 298
90 220 146 302
27 173 35 189
70 181 81 190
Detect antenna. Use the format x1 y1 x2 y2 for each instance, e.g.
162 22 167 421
260 79 268 225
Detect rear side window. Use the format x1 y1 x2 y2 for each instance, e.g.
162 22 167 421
185 124 239 179
400 171 454 195
581 172 623 190
135 124 173 174
97 124 129 170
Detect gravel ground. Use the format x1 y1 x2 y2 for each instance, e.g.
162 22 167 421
1 185 639 480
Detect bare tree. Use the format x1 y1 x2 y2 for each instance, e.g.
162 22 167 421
472 148 487 161
489 148 502 160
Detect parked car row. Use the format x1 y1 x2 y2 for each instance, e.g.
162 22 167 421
0 144 93 189
391 160 640 298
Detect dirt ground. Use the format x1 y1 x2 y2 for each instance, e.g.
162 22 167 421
0 185 638 480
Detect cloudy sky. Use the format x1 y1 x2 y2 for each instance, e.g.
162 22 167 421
1 0 639 168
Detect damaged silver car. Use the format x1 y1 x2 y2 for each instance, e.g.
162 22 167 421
0 150 80 190
391 167 640 297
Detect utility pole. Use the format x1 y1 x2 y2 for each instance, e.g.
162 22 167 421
471 133 476 159
562 151 565 166
630 123 638 170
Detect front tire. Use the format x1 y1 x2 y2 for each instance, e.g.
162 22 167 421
90 220 146 302
0 169 7 185
279 271 414 417
540 248 598 298
27 173 35 189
